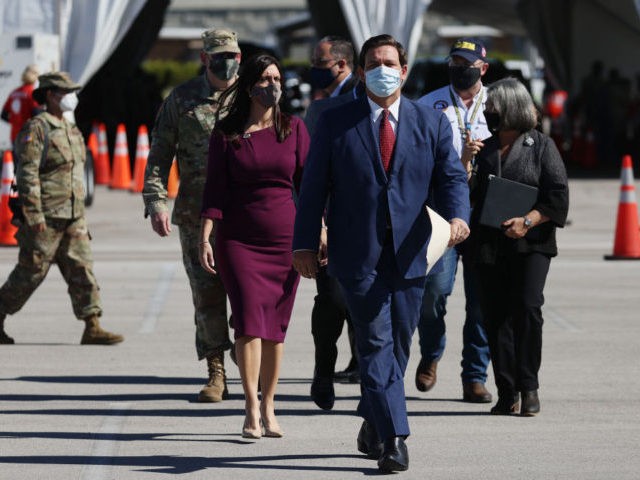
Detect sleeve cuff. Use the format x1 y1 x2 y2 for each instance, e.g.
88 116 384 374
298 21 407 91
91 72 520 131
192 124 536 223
201 208 223 220
535 204 566 227
144 201 169 217
25 212 45 226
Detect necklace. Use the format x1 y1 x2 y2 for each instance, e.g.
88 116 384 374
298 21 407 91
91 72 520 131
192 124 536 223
243 122 273 137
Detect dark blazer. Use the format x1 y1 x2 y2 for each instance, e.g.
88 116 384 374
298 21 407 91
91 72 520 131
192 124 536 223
469 129 569 263
335 73 359 96
293 94 470 280
304 90 357 137
304 80 364 136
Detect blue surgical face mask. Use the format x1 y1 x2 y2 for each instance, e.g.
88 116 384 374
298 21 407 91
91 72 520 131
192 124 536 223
364 65 402 98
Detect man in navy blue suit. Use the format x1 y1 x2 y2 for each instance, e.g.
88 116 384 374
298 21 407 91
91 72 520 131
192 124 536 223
292 34 470 473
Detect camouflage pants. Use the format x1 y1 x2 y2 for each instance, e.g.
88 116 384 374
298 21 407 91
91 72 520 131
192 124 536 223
178 222 230 360
0 217 101 320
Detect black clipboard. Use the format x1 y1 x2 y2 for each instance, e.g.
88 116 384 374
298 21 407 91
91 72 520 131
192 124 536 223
478 175 538 228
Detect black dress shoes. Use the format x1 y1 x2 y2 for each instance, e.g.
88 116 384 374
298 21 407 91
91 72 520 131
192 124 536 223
415 359 438 392
463 382 493 403
310 372 335 410
490 394 520 415
333 358 360 384
520 390 540 416
378 436 409 473
356 420 383 459
0 330 14 344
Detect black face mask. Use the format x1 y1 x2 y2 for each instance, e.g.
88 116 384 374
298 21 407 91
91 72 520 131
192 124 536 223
484 111 501 132
449 65 481 91
309 66 336 89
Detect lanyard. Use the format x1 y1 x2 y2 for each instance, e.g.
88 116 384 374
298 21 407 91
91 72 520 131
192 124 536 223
449 87 483 136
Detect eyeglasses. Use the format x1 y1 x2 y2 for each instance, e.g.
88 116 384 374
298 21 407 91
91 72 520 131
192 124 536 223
311 58 338 69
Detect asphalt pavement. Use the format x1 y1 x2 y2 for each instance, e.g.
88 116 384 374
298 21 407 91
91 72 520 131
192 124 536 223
1 178 639 480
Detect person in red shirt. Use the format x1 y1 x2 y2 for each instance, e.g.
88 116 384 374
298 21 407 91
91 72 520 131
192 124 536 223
1 65 41 144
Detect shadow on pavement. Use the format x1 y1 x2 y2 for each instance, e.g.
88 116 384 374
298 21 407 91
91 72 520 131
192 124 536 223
0 431 249 443
5 375 315 385
0 453 376 475
0 392 361 403
0 406 487 418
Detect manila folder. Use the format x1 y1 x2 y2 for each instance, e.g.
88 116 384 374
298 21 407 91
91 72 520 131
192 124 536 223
426 206 450 274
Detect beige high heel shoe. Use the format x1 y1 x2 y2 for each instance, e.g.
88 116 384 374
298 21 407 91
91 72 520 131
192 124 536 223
261 417 284 438
242 418 262 439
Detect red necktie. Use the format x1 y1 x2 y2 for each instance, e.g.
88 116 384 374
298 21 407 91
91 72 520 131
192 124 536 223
379 109 395 173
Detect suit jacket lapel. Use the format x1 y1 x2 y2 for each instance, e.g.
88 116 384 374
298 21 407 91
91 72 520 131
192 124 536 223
354 96 387 183
389 98 415 180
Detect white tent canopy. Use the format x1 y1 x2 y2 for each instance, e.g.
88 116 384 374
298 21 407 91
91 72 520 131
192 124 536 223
338 0 432 69
0 0 147 85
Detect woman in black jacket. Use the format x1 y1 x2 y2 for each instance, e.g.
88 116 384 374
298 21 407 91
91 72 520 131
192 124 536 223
467 78 569 416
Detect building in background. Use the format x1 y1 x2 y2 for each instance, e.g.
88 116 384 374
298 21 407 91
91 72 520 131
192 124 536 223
147 0 309 62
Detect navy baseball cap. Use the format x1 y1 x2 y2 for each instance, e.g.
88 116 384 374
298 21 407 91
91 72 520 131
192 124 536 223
449 38 487 63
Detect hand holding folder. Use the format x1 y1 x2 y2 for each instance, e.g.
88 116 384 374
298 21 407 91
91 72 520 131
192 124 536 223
478 175 538 229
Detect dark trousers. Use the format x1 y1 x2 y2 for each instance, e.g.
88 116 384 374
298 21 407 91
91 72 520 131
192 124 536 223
475 252 551 397
339 243 426 440
311 265 356 377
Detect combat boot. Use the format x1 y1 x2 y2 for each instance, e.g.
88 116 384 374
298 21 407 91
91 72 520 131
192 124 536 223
80 316 124 345
198 350 228 402
0 314 14 344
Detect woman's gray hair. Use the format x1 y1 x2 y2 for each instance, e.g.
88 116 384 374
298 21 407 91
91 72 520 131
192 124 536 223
486 77 537 131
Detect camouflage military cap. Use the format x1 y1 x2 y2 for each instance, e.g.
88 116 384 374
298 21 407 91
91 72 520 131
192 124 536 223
33 71 81 103
202 28 241 55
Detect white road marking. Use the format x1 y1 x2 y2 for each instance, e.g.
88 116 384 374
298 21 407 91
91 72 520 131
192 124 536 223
544 307 581 332
80 402 132 480
138 262 178 334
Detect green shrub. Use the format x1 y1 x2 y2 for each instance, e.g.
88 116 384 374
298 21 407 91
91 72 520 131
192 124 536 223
142 60 201 98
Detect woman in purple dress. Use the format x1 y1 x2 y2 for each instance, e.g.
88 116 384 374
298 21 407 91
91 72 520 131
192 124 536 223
199 55 310 439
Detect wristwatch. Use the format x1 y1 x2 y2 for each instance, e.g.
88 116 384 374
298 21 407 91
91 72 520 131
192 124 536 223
523 216 533 229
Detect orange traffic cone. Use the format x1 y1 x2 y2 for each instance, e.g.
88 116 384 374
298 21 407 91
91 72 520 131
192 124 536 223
95 123 111 185
604 155 640 260
109 124 132 190
130 125 149 193
167 158 179 199
87 131 98 165
0 151 18 246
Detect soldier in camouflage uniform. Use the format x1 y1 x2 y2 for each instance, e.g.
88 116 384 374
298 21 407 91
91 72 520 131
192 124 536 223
143 28 241 402
0 72 123 346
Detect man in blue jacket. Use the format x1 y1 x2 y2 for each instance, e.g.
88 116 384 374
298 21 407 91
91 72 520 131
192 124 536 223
293 34 470 473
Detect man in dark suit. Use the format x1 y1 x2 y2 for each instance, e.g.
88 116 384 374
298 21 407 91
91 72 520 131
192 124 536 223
305 53 364 411
309 36 360 100
293 34 470 473
306 37 366 412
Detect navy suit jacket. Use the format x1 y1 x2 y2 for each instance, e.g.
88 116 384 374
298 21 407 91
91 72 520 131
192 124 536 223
293 94 470 280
